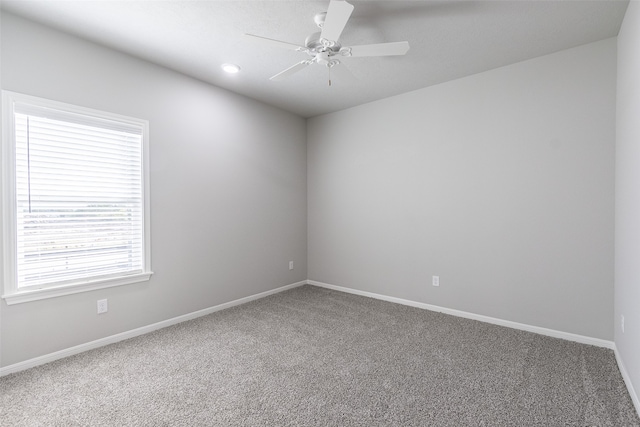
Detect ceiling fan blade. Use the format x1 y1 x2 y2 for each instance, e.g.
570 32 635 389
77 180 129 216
320 0 354 42
270 61 311 81
346 41 410 57
245 33 306 51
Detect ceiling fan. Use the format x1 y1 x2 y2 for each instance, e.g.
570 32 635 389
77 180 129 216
245 0 410 84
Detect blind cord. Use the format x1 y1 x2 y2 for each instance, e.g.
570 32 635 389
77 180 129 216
26 116 32 214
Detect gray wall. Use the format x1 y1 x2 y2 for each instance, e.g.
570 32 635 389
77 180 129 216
615 0 640 409
308 38 616 340
0 13 307 367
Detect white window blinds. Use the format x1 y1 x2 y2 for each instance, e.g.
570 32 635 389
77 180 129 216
13 104 145 289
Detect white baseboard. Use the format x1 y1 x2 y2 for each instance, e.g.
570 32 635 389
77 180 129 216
307 280 614 349
614 345 640 417
0 280 307 377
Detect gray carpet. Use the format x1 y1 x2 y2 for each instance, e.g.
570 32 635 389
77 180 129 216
1 285 638 426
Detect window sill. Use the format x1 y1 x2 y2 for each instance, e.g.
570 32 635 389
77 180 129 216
1 272 153 305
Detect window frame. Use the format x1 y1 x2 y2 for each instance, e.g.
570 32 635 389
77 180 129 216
1 91 152 305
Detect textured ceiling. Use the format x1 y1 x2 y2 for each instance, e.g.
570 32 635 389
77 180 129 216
0 0 630 118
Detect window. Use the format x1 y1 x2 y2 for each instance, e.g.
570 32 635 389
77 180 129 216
2 91 151 304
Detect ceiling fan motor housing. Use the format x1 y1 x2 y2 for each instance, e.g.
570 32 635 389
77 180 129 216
305 31 342 54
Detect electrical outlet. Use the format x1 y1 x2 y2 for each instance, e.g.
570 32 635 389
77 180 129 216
621 315 625 333
289 261 294 270
432 276 440 287
97 299 108 314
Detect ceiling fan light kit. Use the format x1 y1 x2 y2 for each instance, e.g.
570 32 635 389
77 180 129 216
245 0 410 83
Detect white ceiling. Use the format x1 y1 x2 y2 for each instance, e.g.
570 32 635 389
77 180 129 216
0 0 629 118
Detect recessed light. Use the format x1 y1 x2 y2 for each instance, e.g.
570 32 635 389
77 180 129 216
221 63 241 74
